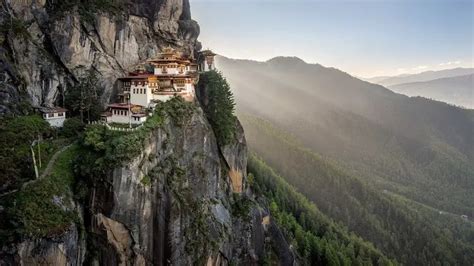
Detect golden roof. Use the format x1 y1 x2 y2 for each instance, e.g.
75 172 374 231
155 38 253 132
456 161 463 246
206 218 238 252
162 46 175 54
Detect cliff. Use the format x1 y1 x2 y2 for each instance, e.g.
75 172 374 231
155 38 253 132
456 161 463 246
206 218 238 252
0 1 296 264
83 100 279 265
0 98 295 265
0 0 199 114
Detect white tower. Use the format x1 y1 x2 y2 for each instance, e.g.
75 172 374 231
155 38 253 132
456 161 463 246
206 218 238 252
199 50 217 72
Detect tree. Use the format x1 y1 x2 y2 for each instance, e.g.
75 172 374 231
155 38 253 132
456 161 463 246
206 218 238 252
65 69 104 123
61 117 85 138
0 115 50 190
197 70 236 145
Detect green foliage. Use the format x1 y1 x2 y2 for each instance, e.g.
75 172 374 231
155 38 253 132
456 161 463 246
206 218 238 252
65 69 104 123
140 175 151 186
47 0 128 24
78 96 193 178
0 17 31 40
37 138 72 175
231 194 252 219
83 124 108 152
154 155 216 264
184 200 217 265
198 71 236 145
61 117 85 137
0 145 79 241
249 155 395 265
158 95 195 127
0 115 51 191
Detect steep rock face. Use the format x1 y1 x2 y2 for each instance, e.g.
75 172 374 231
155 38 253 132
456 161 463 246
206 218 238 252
0 214 86 265
86 106 287 265
0 0 199 114
15 224 85 266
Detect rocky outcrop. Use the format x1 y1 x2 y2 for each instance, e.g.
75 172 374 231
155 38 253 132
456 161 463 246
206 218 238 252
0 223 85 265
0 0 200 114
0 1 297 264
85 106 282 265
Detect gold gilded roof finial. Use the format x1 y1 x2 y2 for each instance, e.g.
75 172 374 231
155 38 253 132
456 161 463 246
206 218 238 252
163 46 175 54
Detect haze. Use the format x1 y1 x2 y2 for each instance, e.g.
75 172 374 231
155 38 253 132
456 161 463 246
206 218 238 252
191 0 473 78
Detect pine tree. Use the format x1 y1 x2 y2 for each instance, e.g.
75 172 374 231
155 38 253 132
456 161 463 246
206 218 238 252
65 69 104 123
198 70 236 145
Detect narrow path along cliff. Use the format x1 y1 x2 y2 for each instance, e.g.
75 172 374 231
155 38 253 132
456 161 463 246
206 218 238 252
39 144 73 180
0 143 74 198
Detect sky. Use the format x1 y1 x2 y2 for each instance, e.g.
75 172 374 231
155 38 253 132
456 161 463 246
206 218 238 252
190 0 473 78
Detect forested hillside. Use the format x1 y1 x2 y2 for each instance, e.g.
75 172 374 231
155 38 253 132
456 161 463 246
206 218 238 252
212 53 474 265
242 114 474 265
216 55 474 219
248 155 394 265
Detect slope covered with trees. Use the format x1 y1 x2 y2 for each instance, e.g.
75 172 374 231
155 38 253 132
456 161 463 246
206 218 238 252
217 55 474 219
242 114 474 265
249 155 395 265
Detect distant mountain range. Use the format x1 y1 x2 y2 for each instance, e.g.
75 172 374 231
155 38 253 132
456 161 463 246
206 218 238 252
365 67 474 86
364 68 474 108
389 74 473 108
216 55 474 265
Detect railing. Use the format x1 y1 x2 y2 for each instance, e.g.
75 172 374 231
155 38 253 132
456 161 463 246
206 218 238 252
88 121 144 132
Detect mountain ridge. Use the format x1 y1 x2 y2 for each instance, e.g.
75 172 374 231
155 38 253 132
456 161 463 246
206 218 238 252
366 67 474 86
388 74 473 109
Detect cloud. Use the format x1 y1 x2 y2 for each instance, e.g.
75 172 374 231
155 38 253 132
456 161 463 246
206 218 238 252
411 65 428 70
439 60 461 66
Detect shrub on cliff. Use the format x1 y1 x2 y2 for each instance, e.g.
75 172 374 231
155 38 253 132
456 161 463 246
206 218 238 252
197 71 236 145
61 117 85 138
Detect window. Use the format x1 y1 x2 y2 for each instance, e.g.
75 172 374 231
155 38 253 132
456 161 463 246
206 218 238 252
144 88 147 93
58 112 64 117
48 113 54 118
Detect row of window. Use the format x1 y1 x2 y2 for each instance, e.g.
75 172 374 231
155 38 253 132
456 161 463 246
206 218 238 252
133 88 147 94
113 109 128 116
45 112 64 118
125 79 192 87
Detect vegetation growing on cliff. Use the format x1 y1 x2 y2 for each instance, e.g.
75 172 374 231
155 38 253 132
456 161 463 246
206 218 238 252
0 115 51 191
78 96 194 173
249 155 395 265
47 0 129 23
0 17 31 40
0 144 79 242
198 71 236 145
